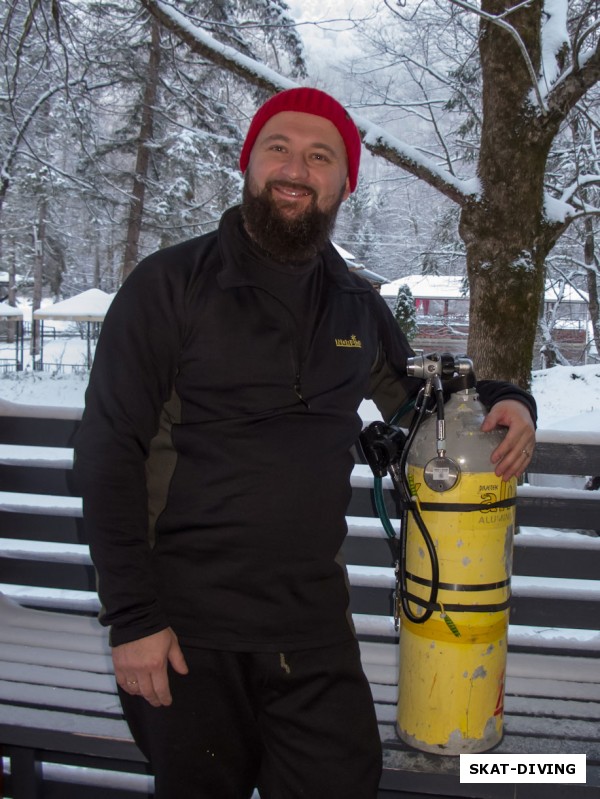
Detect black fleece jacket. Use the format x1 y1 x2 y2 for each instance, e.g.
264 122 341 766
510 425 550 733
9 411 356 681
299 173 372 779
74 206 536 650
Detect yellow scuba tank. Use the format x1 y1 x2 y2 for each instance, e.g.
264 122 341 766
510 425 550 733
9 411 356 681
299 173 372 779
397 354 517 754
360 353 518 755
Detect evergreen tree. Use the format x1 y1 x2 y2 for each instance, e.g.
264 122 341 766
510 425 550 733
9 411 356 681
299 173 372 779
394 284 418 341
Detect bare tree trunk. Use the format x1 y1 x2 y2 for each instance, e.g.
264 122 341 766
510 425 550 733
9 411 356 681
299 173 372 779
6 251 17 345
31 198 47 362
460 0 560 388
120 18 162 283
584 217 600 362
93 223 102 289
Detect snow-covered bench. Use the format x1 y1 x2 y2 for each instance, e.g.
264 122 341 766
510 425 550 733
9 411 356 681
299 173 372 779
1 400 600 798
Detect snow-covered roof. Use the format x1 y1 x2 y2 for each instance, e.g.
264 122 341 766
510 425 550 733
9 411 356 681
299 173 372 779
382 274 589 303
544 281 588 304
381 275 467 300
0 302 24 320
33 289 114 322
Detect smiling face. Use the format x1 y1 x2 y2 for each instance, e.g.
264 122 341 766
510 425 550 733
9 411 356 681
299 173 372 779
241 111 351 263
245 111 351 215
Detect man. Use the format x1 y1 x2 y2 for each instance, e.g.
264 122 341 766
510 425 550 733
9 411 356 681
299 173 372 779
74 88 536 799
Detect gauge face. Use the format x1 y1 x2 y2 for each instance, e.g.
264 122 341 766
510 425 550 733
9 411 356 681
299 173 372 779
423 456 461 492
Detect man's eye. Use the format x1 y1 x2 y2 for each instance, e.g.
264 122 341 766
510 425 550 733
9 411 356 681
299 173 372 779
312 152 330 162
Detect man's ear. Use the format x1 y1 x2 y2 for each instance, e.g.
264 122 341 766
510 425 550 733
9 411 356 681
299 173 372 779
342 176 351 202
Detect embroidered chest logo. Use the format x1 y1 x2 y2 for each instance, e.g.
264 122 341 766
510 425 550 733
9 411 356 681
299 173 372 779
335 334 362 349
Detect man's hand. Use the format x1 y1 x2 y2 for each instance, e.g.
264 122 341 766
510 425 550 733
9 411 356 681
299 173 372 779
113 627 189 707
481 399 536 481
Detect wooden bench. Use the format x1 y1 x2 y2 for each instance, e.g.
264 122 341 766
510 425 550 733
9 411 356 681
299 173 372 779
1 397 599 798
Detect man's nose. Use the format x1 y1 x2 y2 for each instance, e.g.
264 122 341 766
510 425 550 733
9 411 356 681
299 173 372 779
279 152 310 181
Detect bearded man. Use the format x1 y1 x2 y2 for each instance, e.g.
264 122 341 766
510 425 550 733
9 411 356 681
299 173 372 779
75 88 536 799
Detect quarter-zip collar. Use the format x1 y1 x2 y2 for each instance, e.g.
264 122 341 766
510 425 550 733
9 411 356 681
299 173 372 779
216 205 371 295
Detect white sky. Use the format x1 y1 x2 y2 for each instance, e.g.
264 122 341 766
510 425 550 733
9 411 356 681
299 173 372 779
287 0 372 65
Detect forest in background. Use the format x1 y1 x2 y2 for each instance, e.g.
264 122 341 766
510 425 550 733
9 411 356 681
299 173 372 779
1 0 599 385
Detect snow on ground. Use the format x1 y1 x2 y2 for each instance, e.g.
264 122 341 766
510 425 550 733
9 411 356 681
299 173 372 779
1 338 598 433
0 369 89 408
530 364 600 428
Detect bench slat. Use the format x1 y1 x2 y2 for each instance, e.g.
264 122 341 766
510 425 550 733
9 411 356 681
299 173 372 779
0 642 113 672
362 662 397 687
0 623 109 654
507 677 600 702
361 643 600 684
347 564 600 600
0 491 82 516
41 762 153 794
354 612 600 651
0 591 100 632
504 694 600 720
509 624 600 651
0 704 131 740
0 537 91 563
382 740 600 770
507 651 600 682
4 538 600 603
0 444 73 469
378 709 600 751
504 714 600 741
365 674 600 705
0 582 100 611
0 680 122 715
374 702 397 724
369 683 398 704
0 660 115 693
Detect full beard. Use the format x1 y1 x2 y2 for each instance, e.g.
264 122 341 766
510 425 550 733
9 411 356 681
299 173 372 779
241 177 344 265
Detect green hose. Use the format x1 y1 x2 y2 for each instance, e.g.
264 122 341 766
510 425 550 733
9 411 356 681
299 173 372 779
374 475 397 540
372 396 415 542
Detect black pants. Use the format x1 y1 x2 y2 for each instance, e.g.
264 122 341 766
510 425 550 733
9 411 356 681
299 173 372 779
119 639 382 799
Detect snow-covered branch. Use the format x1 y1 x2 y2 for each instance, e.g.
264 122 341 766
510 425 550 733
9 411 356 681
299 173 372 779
560 174 600 206
543 189 600 228
139 0 296 93
359 119 479 203
1 78 125 197
537 0 569 100
545 37 600 125
1 82 69 185
140 0 477 205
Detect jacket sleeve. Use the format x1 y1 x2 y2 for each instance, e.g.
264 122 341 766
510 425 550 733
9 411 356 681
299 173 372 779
476 379 537 425
366 290 422 422
73 254 186 646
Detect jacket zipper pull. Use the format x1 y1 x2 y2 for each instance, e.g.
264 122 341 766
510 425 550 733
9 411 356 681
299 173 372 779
294 375 310 409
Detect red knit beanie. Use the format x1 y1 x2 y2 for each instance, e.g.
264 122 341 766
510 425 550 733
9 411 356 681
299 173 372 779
239 88 362 192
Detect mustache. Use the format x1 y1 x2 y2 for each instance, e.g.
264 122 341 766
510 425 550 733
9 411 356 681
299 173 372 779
265 180 316 197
